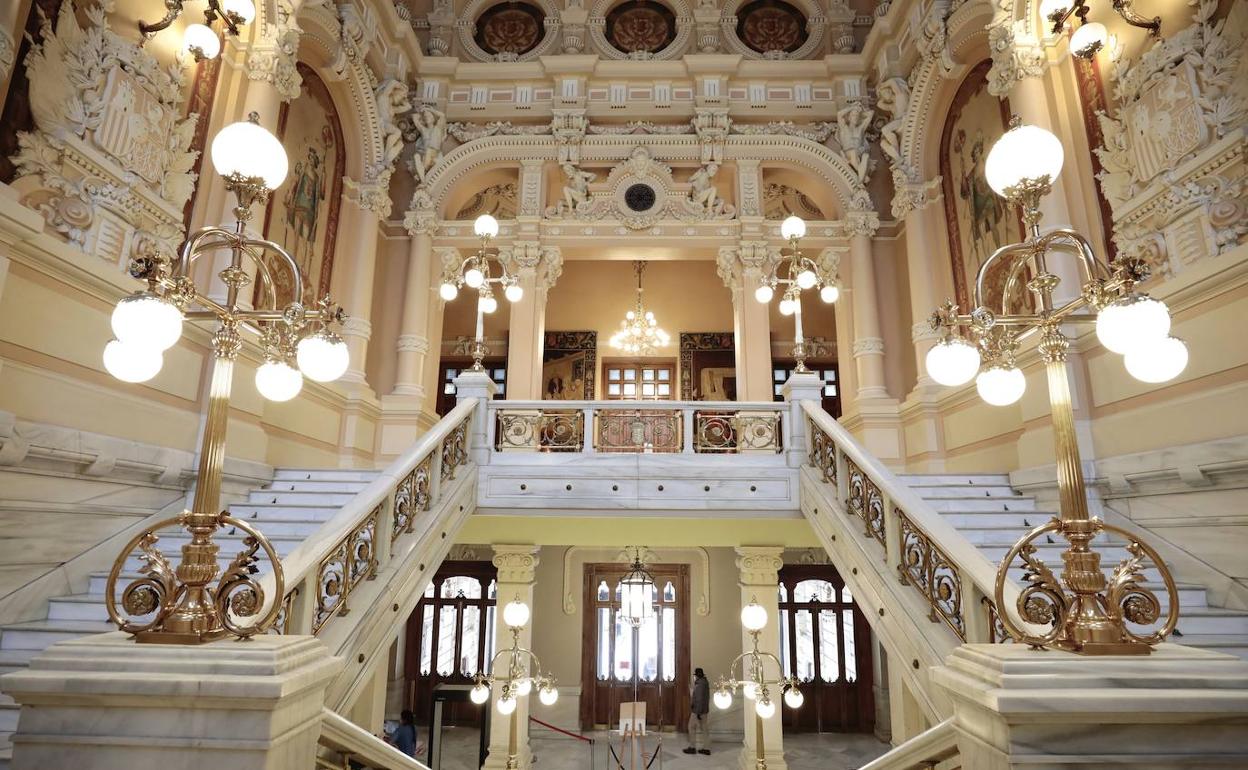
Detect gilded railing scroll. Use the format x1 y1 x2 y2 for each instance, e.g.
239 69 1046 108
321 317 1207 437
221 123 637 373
897 509 965 640
598 409 680 452
847 459 887 549
694 411 782 453
392 456 433 546
495 410 584 451
313 504 379 634
441 420 469 480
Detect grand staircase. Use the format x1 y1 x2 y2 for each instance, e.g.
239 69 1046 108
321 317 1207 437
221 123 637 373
902 473 1248 659
0 468 380 763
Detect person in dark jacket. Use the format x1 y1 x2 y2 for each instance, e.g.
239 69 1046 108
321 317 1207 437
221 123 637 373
391 710 418 758
683 667 711 755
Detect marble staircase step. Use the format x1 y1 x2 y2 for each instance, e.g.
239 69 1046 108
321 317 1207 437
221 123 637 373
226 503 343 521
923 497 1038 512
936 511 1044 527
0 619 113 651
261 479 372 493
226 517 334 537
906 485 1020 499
899 474 1013 486
272 468 380 482
0 650 34 676
1166 633 1248 658
46 594 110 623
1169 608 1248 635
246 490 358 506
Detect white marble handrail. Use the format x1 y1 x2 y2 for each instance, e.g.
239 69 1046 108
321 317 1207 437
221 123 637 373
856 718 958 770
318 708 432 770
802 401 1027 643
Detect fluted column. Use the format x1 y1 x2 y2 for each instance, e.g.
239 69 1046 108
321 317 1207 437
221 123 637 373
335 186 382 387
392 215 436 399
504 244 562 401
484 545 542 770
735 547 788 770
847 214 888 401
717 243 773 401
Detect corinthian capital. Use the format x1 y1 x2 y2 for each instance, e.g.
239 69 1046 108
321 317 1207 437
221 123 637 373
845 211 880 238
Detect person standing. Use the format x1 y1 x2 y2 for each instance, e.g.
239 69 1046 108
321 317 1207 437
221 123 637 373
683 667 711 755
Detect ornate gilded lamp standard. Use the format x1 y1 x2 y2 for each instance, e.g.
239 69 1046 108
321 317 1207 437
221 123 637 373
754 215 840 372
469 599 558 770
140 0 257 61
438 214 523 372
101 114 351 643
711 601 802 770
925 119 1183 654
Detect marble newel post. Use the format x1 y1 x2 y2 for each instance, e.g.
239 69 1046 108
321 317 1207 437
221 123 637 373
0 634 342 769
847 214 888 401
735 547 788 770
484 545 542 770
932 644 1248 768
391 217 436 401
504 243 562 400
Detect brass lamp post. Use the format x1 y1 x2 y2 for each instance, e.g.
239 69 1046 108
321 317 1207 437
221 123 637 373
754 215 840 372
926 119 1182 654
712 600 802 770
102 113 351 643
469 599 559 770
438 214 523 372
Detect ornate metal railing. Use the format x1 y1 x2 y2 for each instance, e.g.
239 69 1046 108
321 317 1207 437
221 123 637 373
486 400 787 455
271 399 478 639
800 401 1030 647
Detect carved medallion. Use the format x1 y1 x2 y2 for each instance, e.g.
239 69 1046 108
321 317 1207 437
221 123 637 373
606 0 677 54
736 0 807 54
624 182 658 212
474 2 546 56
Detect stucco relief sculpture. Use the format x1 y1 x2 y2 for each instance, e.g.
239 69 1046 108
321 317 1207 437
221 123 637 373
448 121 554 142
688 162 726 215
247 0 302 100
375 79 413 173
731 120 835 142
555 162 597 214
876 77 910 173
835 99 875 183
409 105 448 184
11 1 199 259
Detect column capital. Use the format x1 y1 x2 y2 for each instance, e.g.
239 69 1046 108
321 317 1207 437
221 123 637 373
492 544 541 583
986 24 1047 98
844 211 880 239
735 546 784 587
891 176 943 219
343 176 392 218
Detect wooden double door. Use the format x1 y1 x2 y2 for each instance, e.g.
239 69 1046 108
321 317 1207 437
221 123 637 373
580 563 691 732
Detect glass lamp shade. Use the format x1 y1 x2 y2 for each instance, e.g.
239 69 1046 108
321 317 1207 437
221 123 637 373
796 269 817 289
784 688 804 709
103 339 163 383
1124 336 1188 383
496 695 517 715
464 267 485 288
778 298 796 316
505 283 524 303
211 120 288 190
1071 22 1108 56
713 690 733 710
926 338 981 387
470 683 490 704
820 284 840 304
619 567 655 626
741 602 768 632
742 682 757 700
539 686 559 706
975 365 1026 406
221 0 256 23
780 215 806 240
111 293 183 352
985 124 1064 197
296 330 349 382
181 23 221 60
1095 295 1170 354
474 214 500 239
516 679 533 697
478 294 498 314
754 284 774 304
255 360 303 402
755 697 776 719
439 282 459 301
502 599 530 628
1039 0 1069 22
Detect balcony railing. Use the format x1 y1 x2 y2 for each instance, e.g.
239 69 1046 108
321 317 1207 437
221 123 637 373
487 400 786 455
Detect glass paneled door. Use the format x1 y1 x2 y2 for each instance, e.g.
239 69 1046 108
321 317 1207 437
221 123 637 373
581 563 690 731
777 564 874 732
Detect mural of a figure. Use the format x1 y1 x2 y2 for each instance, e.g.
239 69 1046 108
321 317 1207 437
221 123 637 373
261 63 345 307
940 60 1024 313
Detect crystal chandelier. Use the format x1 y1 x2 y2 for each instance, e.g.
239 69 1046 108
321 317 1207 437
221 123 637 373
609 261 670 355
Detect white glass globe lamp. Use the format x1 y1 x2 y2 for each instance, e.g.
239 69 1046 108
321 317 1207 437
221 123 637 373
1039 0 1069 22
713 690 733 710
1124 337 1188 383
784 688 804 709
439 282 459 301
925 338 981 387
755 697 776 719
112 293 183 352
516 679 533 697
479 294 498 314
539 686 559 706
181 23 221 60
796 269 817 290
464 267 485 289
741 602 768 632
1071 22 1108 57
221 0 257 24
103 340 163 383
505 283 524 303
985 124 1065 198
503 599 530 629
780 215 806 241
474 214 500 239
754 284 774 304
296 330 349 383
778 297 796 316
820 284 840 304
211 119 289 191
975 364 1026 406
255 359 303 402
470 683 490 704
742 681 757 701
1095 295 1170 354
496 695 517 715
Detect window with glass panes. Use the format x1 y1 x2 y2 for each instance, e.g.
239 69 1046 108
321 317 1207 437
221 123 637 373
437 361 507 415
772 364 841 417
603 361 675 400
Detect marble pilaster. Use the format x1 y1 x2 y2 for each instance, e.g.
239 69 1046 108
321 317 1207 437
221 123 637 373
847 217 889 402
717 242 774 402
484 545 542 770
335 188 382 389
734 546 788 770
391 226 435 400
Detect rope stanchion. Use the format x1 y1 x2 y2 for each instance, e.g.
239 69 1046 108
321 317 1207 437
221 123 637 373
530 715 596 770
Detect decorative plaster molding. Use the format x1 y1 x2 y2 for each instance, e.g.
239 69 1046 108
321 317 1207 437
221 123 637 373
734 546 784 586
0 29 14 85
844 211 880 238
396 334 430 354
561 546 711 617
456 0 562 62
911 322 940 343
853 337 886 357
341 316 373 340
247 0 302 101
492 544 541 583
719 0 825 60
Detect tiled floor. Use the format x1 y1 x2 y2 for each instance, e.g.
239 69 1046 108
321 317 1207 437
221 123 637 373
431 726 890 769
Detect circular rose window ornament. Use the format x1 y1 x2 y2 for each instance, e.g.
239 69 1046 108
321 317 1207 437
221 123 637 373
474 1 547 57
624 183 658 213
736 0 808 56
605 0 678 56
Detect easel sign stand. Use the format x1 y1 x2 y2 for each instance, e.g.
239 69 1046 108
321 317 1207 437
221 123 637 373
611 701 662 770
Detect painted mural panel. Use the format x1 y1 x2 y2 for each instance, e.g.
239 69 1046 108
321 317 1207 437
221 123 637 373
940 60 1025 314
261 62 344 307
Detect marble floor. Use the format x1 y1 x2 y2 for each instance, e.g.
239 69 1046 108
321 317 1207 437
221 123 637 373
429 726 890 770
